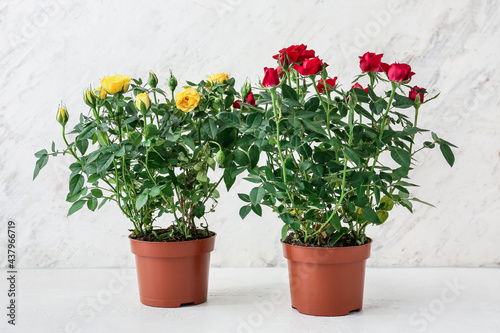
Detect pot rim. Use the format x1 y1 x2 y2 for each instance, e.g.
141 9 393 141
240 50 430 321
129 231 216 244
281 237 372 249
130 232 216 258
282 238 372 264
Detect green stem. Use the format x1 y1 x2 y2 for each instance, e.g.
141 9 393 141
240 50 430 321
270 89 295 207
370 82 397 172
409 105 420 154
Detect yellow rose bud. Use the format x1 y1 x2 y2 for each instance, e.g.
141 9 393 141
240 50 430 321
148 71 158 88
83 88 96 108
100 74 131 94
56 105 69 126
168 71 178 92
207 73 229 85
175 87 201 113
94 87 107 99
135 92 151 113
241 81 251 99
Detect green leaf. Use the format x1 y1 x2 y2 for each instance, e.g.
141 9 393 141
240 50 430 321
86 150 100 164
68 200 86 216
218 112 241 128
246 113 263 128
129 132 142 146
344 147 360 166
76 139 89 155
361 207 381 224
233 149 249 166
300 160 313 171
208 118 218 138
281 225 290 241
96 153 115 174
79 125 96 140
304 97 320 112
150 186 161 197
33 153 49 179
311 164 324 176
392 94 414 108
439 144 455 167
91 189 103 198
410 197 436 208
302 119 327 136
249 145 260 169
239 205 252 219
391 148 411 167
249 186 265 205
238 193 251 202
35 149 48 158
251 204 262 216
135 193 148 210
69 174 85 196
87 197 98 211
243 177 262 183
329 214 341 231
224 167 236 190
282 83 298 101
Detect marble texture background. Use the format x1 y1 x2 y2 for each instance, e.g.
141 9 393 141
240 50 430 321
0 0 499 268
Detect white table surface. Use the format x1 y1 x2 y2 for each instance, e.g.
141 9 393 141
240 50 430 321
1 267 499 333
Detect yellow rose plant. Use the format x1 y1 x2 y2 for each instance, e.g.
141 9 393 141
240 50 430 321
34 71 244 241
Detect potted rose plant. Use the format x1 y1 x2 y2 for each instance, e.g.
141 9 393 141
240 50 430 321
34 71 242 307
234 45 456 316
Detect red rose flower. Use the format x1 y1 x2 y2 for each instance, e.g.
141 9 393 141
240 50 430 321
409 86 426 103
293 57 326 76
359 52 387 73
317 77 338 93
352 82 369 93
387 63 415 83
379 62 389 72
262 67 280 87
273 44 315 67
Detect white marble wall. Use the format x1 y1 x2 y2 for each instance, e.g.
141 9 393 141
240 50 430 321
0 0 499 268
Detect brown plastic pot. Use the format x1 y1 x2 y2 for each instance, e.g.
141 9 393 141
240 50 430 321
130 233 215 307
282 239 371 316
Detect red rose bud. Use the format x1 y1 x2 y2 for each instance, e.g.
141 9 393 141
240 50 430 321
387 63 415 83
409 86 426 103
233 100 242 109
317 77 338 93
262 67 280 87
245 92 256 106
293 56 326 76
352 82 369 93
273 44 316 67
359 52 385 73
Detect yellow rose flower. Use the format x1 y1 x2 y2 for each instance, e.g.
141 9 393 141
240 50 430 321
135 92 151 113
175 87 200 113
94 87 107 99
100 74 131 94
207 73 229 85
56 105 69 126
